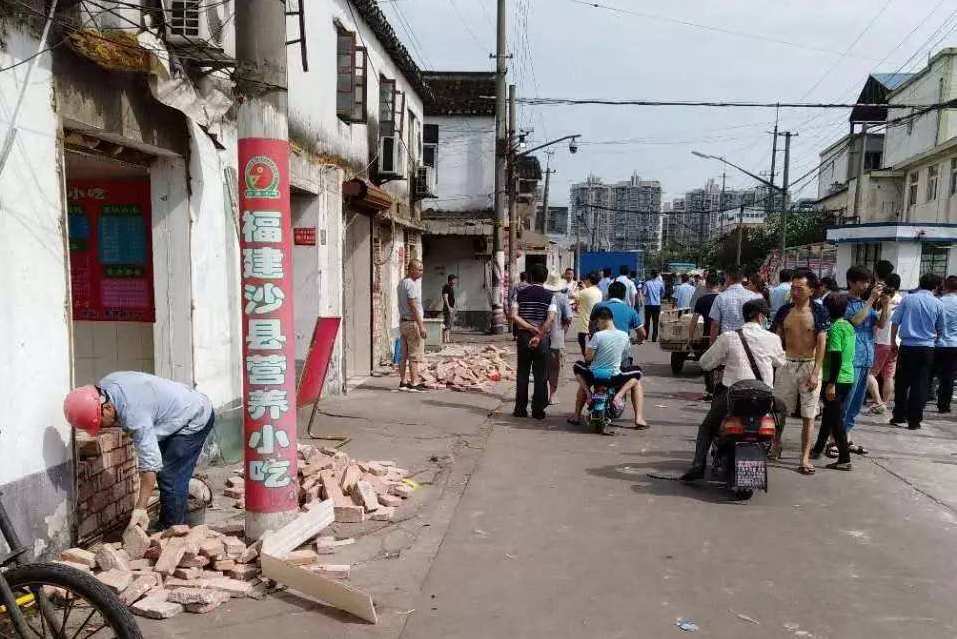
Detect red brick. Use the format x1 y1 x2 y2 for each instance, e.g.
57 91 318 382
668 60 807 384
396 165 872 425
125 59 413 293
355 480 379 513
96 546 131 572
199 538 225 559
97 569 132 593
212 559 236 571
123 525 150 561
119 576 155 605
162 524 190 538
183 590 229 613
178 554 209 568
222 537 245 559
228 564 259 581
334 505 365 523
60 548 97 568
378 493 402 508
154 539 187 575
53 560 92 573
340 465 362 494
371 506 395 521
284 550 317 566
131 596 182 619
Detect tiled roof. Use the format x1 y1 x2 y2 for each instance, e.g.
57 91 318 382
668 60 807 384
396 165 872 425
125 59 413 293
350 0 431 100
422 71 496 116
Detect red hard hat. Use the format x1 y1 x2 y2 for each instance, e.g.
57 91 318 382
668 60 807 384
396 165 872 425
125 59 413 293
63 386 102 435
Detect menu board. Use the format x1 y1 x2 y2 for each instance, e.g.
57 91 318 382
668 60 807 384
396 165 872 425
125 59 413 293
68 180 155 322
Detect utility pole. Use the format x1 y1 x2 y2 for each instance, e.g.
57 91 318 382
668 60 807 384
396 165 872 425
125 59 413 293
540 150 555 234
489 0 508 334
507 84 518 291
766 106 779 216
778 130 796 263
736 204 744 266
236 0 298 540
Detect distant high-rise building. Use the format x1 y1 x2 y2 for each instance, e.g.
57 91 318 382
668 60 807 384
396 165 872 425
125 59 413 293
569 173 661 251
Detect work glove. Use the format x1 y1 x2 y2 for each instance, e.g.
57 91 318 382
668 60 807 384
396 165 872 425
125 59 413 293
127 508 149 531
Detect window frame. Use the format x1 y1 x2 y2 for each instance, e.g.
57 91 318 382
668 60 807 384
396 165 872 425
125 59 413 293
379 77 397 136
908 171 919 207
853 242 882 273
423 124 438 170
920 243 948 277
950 158 957 196
335 28 367 124
927 164 939 202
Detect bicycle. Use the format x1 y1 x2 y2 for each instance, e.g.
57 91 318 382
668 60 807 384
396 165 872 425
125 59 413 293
0 492 142 639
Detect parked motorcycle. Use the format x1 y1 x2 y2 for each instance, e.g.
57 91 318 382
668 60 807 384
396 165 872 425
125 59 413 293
709 380 778 500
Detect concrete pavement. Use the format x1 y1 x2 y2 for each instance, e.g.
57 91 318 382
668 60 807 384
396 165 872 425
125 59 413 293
144 334 957 639
402 340 957 639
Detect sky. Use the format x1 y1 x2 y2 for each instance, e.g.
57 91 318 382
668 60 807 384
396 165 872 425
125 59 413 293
379 0 957 205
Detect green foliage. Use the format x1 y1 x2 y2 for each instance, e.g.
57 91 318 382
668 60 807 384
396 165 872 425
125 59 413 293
703 210 827 271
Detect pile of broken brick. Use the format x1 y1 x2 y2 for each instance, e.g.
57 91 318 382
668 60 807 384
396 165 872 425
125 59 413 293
419 344 514 391
58 523 269 619
224 444 414 522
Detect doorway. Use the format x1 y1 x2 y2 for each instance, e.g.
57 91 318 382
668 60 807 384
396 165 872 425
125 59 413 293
65 152 155 386
344 210 373 378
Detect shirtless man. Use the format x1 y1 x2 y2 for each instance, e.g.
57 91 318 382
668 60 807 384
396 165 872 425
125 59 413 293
770 269 830 474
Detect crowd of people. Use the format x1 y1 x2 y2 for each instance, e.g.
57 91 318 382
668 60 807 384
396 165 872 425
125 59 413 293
399 258 955 478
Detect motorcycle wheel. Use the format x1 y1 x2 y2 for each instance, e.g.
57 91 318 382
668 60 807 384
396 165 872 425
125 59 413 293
670 352 688 375
733 488 754 501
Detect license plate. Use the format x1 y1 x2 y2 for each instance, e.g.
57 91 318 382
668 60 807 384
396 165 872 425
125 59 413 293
734 460 766 489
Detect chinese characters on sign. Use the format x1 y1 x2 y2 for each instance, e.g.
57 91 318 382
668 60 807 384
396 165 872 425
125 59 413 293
239 139 298 512
67 181 155 322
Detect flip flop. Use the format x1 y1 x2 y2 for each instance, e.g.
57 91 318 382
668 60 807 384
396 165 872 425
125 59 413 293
566 417 582 426
798 465 816 475
633 422 650 430
848 444 868 456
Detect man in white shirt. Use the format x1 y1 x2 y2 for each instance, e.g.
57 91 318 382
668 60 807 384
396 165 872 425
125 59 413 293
681 299 786 481
597 268 613 299
614 265 638 308
674 273 696 311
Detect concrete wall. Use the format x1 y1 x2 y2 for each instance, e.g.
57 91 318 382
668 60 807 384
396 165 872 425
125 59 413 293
423 237 491 324
291 166 346 396
849 173 904 223
427 115 495 212
902 156 957 224
885 52 956 167
0 26 74 558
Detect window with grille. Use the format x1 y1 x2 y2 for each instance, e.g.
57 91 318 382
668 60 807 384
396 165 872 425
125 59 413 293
336 29 367 123
950 158 957 196
853 243 881 272
423 124 438 169
921 243 948 277
908 171 919 207
169 0 200 37
927 164 939 202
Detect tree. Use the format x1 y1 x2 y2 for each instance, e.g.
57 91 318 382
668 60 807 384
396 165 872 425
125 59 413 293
703 209 827 272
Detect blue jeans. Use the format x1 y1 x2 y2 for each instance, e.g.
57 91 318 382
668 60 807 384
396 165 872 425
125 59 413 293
842 366 870 432
157 411 215 528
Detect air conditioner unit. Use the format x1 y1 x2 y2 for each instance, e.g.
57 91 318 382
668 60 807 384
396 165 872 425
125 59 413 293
377 135 406 178
415 165 437 198
162 0 229 48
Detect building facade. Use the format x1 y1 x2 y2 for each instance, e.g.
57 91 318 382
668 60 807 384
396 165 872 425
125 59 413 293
0 0 429 556
569 173 661 252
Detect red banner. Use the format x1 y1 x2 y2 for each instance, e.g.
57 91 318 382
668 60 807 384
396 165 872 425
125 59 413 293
297 317 342 406
239 138 299 513
67 180 155 322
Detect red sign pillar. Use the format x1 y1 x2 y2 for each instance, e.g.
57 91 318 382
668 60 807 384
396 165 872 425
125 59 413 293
239 138 299 516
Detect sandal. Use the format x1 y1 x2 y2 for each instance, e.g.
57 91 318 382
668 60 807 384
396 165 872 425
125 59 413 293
848 444 868 456
566 417 582 426
825 443 839 459
633 421 650 430
826 461 852 471
798 464 816 475
868 403 886 415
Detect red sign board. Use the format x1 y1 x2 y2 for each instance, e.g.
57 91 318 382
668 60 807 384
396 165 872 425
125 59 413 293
293 227 316 246
239 138 299 514
297 317 342 406
67 180 155 322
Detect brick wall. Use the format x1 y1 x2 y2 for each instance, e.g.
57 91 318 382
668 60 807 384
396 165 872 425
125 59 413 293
75 428 138 544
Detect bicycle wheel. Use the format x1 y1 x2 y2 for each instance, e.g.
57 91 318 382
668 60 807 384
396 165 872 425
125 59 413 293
0 562 142 639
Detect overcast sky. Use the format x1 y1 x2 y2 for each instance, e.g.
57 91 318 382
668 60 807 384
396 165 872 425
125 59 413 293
381 0 957 204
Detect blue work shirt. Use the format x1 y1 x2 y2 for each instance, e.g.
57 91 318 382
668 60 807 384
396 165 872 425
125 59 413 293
99 372 213 473
845 296 879 367
892 290 944 347
591 298 641 334
674 282 696 309
769 282 791 318
644 278 664 306
937 293 957 348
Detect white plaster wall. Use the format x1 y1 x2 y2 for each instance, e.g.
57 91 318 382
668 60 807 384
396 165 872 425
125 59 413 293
0 28 72 484
818 141 849 199
291 167 346 395
885 55 956 167
902 156 957 224
427 115 495 212
186 122 243 408
833 245 853 288
879 241 923 291
286 0 424 207
423 237 490 313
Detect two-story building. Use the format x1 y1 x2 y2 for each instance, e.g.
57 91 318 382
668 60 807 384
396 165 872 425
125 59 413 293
0 0 429 556
824 52 957 287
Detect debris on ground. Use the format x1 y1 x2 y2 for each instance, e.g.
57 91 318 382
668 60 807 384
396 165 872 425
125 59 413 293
221 444 416 522
676 618 700 632
419 345 514 391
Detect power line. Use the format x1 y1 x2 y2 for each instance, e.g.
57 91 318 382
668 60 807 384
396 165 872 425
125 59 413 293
515 97 954 109
564 0 883 60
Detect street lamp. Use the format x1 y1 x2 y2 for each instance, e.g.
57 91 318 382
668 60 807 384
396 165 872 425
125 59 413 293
691 150 789 264
515 134 581 158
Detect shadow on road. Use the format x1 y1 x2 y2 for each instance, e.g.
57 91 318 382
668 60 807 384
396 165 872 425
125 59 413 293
586 461 756 505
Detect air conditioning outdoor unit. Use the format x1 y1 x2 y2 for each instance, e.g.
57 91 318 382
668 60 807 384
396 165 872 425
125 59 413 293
377 135 406 178
415 165 437 198
162 0 229 48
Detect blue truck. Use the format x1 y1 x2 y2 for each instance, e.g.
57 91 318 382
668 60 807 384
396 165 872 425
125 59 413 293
578 250 645 280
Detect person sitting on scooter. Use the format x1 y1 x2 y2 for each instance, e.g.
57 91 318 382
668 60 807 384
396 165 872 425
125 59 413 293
568 306 647 429
680 299 787 482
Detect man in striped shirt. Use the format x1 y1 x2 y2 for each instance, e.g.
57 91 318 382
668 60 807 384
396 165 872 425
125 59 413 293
511 264 558 419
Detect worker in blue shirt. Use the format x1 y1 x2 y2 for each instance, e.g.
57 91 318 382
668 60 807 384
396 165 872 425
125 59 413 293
843 266 890 439
64 372 215 530
643 270 665 342
934 275 957 413
891 273 945 429
591 281 645 366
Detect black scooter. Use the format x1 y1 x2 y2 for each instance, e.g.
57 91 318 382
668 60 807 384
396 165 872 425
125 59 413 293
709 380 778 500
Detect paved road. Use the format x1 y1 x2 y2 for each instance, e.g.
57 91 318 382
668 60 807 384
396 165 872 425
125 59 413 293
401 340 957 639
